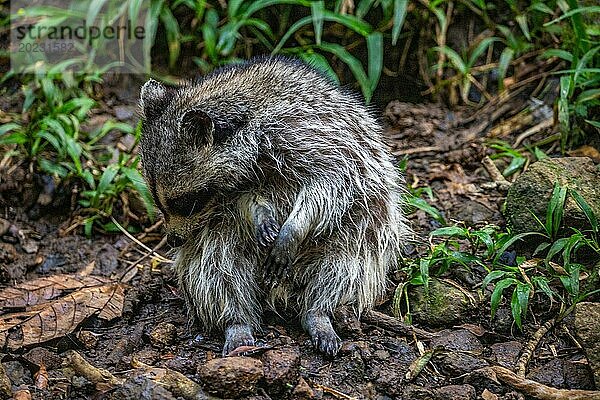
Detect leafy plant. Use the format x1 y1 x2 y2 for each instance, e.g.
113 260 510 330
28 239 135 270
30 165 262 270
0 64 153 235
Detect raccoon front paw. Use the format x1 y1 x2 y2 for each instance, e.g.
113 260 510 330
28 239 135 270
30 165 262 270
257 216 280 247
223 324 255 356
304 312 342 357
311 328 342 357
263 227 298 286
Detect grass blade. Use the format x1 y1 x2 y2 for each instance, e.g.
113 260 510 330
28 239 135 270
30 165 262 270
367 32 383 95
311 1 325 45
392 0 408 45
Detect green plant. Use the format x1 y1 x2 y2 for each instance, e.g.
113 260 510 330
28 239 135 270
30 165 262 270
483 183 600 330
0 64 153 235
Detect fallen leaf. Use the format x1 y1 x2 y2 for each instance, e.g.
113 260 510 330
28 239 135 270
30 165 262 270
34 361 49 390
0 282 125 350
481 389 499 400
0 274 111 308
568 145 600 162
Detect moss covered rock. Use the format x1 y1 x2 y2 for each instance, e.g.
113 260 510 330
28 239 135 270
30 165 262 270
504 157 600 235
409 279 476 327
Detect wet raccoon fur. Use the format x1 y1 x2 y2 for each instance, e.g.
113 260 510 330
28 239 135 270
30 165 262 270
139 56 409 356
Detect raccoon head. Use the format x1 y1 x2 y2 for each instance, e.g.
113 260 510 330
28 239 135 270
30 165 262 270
139 79 257 247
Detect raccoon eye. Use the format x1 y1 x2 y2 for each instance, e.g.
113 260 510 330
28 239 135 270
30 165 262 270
167 189 214 216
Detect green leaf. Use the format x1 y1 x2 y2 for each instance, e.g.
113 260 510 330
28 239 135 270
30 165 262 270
490 277 518 318
366 32 383 96
546 182 567 238
272 15 312 54
576 89 600 104
532 276 555 300
311 1 325 46
296 51 339 83
405 196 446 224
0 123 21 136
429 226 468 238
493 232 544 265
38 159 68 178
228 0 245 17
160 6 181 68
467 37 498 68
503 156 526 176
0 132 28 145
541 49 574 63
317 42 372 101
419 258 430 292
122 166 156 220
515 15 531 41
570 190 598 232
497 47 514 90
434 46 467 75
472 230 495 257
97 165 120 195
86 0 109 26
392 0 408 45
482 270 510 288
543 6 600 26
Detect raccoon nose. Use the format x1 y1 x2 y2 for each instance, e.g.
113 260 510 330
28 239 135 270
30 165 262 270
167 233 185 248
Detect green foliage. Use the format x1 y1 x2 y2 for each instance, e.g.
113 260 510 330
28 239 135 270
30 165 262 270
0 67 154 236
395 181 599 330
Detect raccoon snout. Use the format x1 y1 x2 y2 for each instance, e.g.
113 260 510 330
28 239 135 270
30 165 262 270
167 232 185 248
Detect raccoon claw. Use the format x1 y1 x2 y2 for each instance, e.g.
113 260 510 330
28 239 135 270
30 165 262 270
262 225 298 286
223 324 255 356
311 330 342 357
304 312 341 356
257 216 280 247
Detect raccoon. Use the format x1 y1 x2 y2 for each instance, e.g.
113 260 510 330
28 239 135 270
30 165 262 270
139 56 409 356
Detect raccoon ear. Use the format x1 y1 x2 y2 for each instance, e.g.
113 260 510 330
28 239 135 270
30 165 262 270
140 79 172 119
180 109 215 147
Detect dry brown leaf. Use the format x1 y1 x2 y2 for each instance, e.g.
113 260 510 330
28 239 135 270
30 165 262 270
13 389 32 400
132 358 204 400
568 145 600 162
0 282 125 350
0 274 110 308
481 389 499 400
34 361 49 390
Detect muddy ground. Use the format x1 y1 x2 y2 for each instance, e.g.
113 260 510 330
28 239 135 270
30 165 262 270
0 80 598 399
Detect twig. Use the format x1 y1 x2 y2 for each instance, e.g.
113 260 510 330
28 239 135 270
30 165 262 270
63 350 125 390
513 118 555 147
311 381 357 400
110 217 172 264
362 310 435 340
487 365 600 400
120 235 169 283
393 146 441 156
515 302 578 377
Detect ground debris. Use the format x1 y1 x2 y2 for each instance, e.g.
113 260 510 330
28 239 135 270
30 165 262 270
0 275 125 349
131 358 208 400
197 356 264 398
485 365 600 400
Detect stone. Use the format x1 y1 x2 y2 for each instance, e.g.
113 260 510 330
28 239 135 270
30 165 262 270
149 322 177 347
197 357 264 398
262 347 300 395
436 352 489 376
291 377 315 399
433 384 476 400
574 301 600 387
409 279 477 327
488 341 523 369
22 348 62 370
505 157 600 235
431 329 483 353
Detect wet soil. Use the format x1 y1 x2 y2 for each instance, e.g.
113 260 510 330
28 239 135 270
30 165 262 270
0 92 597 399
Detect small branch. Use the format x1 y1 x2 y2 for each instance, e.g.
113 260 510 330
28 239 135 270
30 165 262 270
488 365 600 400
362 310 435 340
